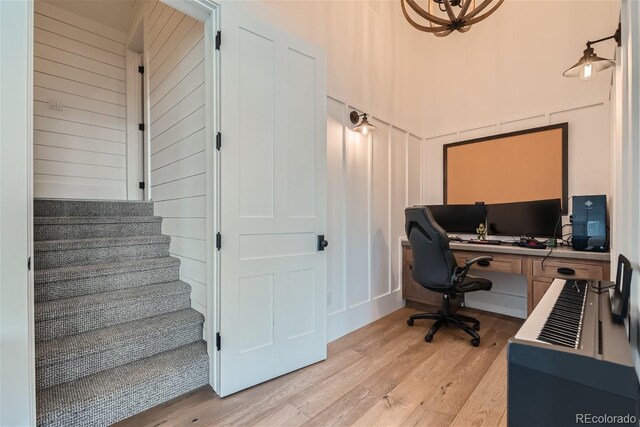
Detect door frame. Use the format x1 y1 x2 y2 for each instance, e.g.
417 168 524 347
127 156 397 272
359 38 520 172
17 3 221 419
163 0 221 392
125 39 144 200
0 0 36 424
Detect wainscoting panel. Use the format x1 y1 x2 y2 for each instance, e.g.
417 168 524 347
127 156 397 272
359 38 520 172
370 119 391 300
344 111 371 309
326 97 421 341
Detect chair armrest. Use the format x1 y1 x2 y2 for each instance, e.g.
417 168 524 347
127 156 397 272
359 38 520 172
453 255 494 284
464 255 494 267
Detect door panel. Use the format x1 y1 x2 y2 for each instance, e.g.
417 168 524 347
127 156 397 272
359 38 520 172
219 3 327 396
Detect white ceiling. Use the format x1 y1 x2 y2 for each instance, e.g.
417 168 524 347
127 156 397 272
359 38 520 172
42 0 136 32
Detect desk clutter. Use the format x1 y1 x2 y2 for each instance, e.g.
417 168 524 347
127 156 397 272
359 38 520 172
452 237 547 249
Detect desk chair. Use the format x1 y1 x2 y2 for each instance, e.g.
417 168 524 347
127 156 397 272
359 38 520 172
405 206 493 346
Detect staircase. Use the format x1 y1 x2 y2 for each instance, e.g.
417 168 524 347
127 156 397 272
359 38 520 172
34 199 209 427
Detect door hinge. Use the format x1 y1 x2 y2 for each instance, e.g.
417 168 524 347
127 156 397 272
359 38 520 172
216 332 221 351
216 232 221 250
138 65 144 74
139 181 145 190
215 31 221 50
27 257 31 271
138 123 145 131
216 132 221 150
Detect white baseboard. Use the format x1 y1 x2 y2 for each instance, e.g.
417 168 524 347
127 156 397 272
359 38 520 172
327 289 404 342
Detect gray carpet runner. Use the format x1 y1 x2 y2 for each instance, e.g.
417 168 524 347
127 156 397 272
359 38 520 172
34 198 209 427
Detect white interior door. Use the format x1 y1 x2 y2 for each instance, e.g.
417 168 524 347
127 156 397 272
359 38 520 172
219 3 327 396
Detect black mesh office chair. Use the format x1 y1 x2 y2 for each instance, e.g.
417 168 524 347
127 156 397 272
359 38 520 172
405 206 493 346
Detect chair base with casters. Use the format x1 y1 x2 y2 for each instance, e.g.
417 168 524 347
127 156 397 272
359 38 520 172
407 294 481 346
407 275 492 347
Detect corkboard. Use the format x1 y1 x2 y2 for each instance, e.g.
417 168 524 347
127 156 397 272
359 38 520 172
444 123 568 212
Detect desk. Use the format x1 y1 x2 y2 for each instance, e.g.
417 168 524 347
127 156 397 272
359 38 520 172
401 240 610 315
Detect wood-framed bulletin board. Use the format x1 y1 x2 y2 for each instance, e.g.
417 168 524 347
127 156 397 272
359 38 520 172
444 123 569 213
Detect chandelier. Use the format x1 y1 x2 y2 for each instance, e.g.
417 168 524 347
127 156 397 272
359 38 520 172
401 0 504 37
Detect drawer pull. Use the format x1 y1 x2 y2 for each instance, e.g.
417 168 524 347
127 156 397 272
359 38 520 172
477 260 491 267
408 264 412 270
557 267 576 276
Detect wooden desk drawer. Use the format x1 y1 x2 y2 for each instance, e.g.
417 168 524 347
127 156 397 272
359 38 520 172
531 279 553 311
532 259 605 281
403 246 413 262
403 260 461 310
454 251 522 275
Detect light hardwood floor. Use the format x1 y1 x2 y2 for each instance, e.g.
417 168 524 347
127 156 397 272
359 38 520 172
116 307 523 427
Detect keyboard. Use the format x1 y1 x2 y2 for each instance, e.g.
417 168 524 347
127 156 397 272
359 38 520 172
515 279 593 351
467 239 502 245
536 280 588 348
508 278 639 426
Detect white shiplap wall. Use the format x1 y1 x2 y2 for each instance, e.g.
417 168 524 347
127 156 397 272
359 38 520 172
137 0 208 323
33 2 127 199
327 97 422 341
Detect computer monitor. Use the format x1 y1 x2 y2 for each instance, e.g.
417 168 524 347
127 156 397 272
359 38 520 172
487 199 562 238
427 204 487 234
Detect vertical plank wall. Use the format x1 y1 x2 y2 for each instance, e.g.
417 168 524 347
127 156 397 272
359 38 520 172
327 97 422 341
139 0 208 328
33 2 128 199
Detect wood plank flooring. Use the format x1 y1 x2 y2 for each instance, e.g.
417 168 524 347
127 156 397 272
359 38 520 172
116 307 523 427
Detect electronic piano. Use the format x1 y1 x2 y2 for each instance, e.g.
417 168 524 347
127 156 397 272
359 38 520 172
508 278 640 427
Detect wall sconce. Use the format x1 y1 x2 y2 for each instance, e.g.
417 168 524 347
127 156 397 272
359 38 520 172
563 23 621 81
350 111 377 135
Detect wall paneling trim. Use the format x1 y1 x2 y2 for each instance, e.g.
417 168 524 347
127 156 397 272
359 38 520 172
326 96 422 342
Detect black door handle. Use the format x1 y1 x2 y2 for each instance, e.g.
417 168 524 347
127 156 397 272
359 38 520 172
557 267 576 276
317 235 328 251
477 260 491 267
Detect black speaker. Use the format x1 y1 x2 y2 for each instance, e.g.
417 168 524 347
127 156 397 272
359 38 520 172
572 195 608 252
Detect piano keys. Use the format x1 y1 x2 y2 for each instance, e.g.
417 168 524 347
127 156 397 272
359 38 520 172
508 278 640 427
536 280 588 348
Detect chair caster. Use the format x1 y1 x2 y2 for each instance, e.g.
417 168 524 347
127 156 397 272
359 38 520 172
425 335 433 342
407 318 414 327
471 338 480 347
473 323 480 331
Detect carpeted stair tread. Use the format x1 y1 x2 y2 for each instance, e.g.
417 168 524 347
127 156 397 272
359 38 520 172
35 216 163 240
34 216 162 225
35 256 179 284
35 281 192 341
35 198 154 217
34 257 181 302
37 341 209 427
34 235 171 269
36 281 190 321
37 309 204 389
35 234 170 252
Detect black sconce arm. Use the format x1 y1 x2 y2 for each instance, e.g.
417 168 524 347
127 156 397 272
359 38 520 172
587 22 621 48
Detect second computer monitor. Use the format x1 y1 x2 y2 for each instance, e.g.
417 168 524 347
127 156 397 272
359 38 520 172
427 204 486 234
487 199 562 238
